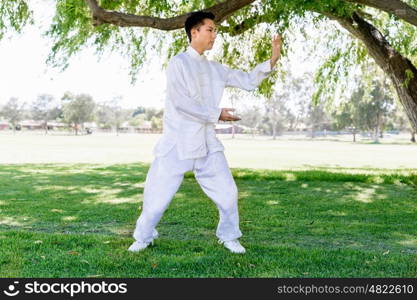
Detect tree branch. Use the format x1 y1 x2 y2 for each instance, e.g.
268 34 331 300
219 14 268 36
84 0 256 30
343 0 417 27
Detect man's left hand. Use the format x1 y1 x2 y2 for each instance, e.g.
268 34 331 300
271 34 282 69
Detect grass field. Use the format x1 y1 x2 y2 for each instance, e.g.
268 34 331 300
1 131 416 170
0 132 416 277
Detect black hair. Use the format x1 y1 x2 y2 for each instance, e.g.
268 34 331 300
184 11 215 43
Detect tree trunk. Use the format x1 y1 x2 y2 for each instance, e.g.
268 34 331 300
379 115 384 139
374 126 379 143
374 111 380 142
353 128 356 142
411 131 416 143
333 12 417 133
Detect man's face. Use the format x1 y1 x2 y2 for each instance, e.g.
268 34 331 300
191 18 217 50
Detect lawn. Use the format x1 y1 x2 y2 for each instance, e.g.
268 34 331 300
1 162 416 277
1 131 417 170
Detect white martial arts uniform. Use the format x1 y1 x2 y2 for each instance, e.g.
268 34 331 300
132 46 274 243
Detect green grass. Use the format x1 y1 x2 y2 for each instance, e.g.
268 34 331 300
1 163 416 277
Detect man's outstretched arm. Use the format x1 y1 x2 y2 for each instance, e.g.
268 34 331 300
222 34 282 91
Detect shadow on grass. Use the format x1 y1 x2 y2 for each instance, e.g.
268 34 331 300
0 163 416 257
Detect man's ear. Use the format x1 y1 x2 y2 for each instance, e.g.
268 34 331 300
191 27 197 39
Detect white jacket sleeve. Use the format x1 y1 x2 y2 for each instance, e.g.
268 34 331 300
166 58 221 124
224 59 274 91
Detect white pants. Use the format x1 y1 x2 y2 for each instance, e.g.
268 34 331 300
132 146 242 243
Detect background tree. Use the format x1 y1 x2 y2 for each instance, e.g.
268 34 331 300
144 107 163 122
30 94 61 135
150 115 163 132
95 102 113 130
391 104 416 142
128 113 147 128
238 103 263 138
263 92 293 139
96 96 132 135
306 101 331 138
332 98 361 142
332 77 395 142
0 97 25 134
285 80 311 132
266 71 312 137
62 92 96 135
367 79 395 141
132 106 146 117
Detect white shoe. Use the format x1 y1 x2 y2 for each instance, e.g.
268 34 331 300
152 229 159 240
128 241 150 252
219 239 246 254
128 229 159 252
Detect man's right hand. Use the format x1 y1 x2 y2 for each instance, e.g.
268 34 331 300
219 108 241 121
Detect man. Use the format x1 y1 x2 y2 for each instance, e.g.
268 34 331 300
129 11 282 253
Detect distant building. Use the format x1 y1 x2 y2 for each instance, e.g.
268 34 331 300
0 120 67 131
118 121 135 133
83 122 98 129
134 121 154 133
0 120 9 130
47 121 66 130
19 120 44 130
215 123 245 134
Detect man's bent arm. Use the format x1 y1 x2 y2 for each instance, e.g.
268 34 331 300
223 34 282 91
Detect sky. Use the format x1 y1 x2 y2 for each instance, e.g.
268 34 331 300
0 0 327 111
0 0 168 109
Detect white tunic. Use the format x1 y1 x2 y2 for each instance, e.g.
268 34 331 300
153 46 274 160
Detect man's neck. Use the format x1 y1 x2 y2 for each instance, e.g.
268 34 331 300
190 43 204 55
